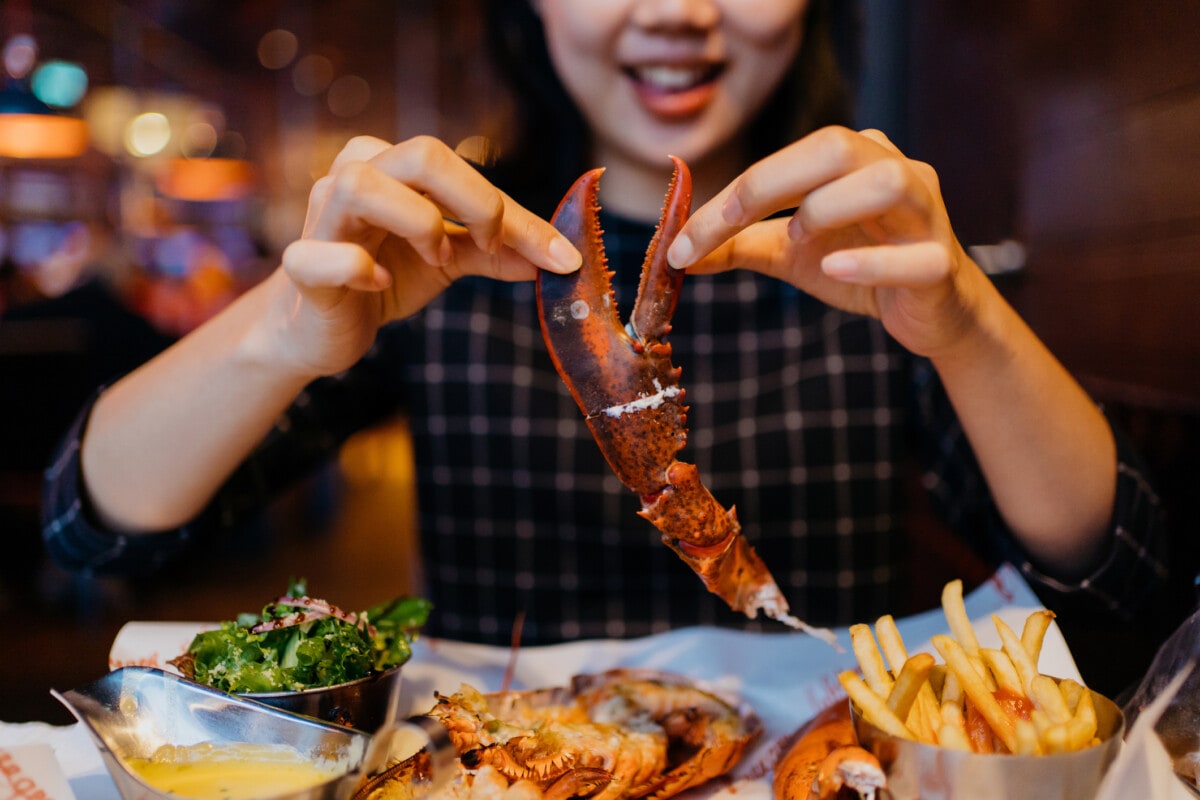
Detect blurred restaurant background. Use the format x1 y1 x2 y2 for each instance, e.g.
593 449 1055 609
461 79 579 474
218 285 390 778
2 0 1198 723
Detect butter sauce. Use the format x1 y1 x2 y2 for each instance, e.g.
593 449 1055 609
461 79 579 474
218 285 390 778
126 742 346 799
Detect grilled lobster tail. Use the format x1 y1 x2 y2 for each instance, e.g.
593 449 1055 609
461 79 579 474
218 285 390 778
537 157 834 644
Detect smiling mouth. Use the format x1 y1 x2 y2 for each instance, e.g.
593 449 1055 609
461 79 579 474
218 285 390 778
624 63 724 93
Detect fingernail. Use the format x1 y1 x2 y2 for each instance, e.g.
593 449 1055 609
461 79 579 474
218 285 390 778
438 237 453 265
373 265 393 288
548 236 581 272
823 252 858 277
667 234 694 269
788 215 806 242
721 192 745 224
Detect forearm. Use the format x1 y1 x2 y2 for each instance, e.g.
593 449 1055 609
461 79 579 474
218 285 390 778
931 276 1116 576
81 271 315 532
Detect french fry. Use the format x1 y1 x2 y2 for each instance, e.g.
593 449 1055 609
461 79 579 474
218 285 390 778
1059 678 1085 714
1069 685 1098 745
932 634 1018 753
887 652 936 721
928 663 947 696
993 614 1039 696
938 722 973 751
1040 722 1070 754
1029 674 1072 724
1030 708 1053 739
941 579 980 656
850 623 894 697
874 616 944 740
839 670 915 740
1015 719 1041 755
968 653 998 691
1020 609 1056 668
980 648 1023 696
875 614 909 674
1063 717 1097 751
940 699 966 731
841 580 1105 757
911 682 942 742
940 668 964 709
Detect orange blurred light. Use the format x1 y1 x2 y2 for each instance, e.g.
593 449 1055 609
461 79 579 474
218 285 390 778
156 157 256 202
0 111 88 158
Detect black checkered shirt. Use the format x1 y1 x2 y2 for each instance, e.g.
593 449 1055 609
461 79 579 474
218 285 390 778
43 212 1168 645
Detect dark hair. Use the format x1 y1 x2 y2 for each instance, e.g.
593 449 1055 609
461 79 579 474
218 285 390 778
482 0 851 217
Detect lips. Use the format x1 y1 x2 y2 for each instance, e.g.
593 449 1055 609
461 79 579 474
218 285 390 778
624 62 724 118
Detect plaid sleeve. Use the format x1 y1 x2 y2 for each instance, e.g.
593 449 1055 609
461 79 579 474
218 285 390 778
41 336 406 576
1016 420 1169 620
915 358 1169 620
41 388 195 575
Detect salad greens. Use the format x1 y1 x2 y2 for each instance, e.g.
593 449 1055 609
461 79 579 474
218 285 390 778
171 579 431 693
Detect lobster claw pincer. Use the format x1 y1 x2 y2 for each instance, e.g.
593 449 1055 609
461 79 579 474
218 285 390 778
537 157 834 643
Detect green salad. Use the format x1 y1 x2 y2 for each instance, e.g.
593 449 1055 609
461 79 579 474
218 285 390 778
170 579 431 693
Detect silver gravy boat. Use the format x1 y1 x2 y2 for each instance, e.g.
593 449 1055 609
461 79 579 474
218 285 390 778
52 666 370 800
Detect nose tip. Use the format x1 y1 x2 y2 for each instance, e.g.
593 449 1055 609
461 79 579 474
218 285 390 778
630 0 720 30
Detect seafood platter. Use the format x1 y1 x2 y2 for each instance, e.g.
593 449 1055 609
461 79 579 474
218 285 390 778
42 161 1141 800
72 565 1116 800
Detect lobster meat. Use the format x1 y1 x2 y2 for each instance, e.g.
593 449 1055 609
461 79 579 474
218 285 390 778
773 702 887 800
427 668 762 800
536 157 833 644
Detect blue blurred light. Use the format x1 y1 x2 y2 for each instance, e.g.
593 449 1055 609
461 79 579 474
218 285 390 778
31 60 88 108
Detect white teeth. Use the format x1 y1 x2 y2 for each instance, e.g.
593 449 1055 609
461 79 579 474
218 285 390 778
633 65 709 91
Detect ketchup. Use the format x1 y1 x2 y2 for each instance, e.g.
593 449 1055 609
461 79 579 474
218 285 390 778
964 689 1033 753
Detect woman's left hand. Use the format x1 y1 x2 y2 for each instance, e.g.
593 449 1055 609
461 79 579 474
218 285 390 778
668 126 984 361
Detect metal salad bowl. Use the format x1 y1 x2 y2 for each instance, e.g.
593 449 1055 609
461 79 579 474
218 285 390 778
52 666 371 800
241 662 403 731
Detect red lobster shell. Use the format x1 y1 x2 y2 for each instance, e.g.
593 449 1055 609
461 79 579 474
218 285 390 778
536 157 832 643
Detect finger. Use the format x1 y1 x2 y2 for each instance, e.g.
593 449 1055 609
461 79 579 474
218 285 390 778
300 136 395 237
495 188 581 273
311 159 453 267
821 241 954 287
369 137 579 273
669 126 884 268
367 135 505 253
858 128 902 154
447 235 540 283
675 218 798 281
792 156 934 242
330 134 393 169
282 240 390 309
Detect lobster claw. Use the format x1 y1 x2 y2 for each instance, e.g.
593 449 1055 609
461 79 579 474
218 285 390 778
537 157 835 644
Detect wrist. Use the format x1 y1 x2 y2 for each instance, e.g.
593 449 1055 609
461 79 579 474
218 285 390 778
926 260 1012 372
233 269 325 389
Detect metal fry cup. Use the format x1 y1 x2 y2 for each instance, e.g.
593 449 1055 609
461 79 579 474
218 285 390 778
852 688 1124 800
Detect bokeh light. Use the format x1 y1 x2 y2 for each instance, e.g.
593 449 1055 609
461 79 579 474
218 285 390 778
218 130 247 160
326 74 370 117
31 60 89 108
125 111 172 157
292 54 333 96
3 34 37 79
257 28 298 70
181 104 226 158
182 121 218 158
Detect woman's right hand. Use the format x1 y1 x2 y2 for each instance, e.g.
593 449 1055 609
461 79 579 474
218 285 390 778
269 135 581 379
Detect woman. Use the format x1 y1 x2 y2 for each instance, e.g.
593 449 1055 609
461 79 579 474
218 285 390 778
43 0 1165 644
